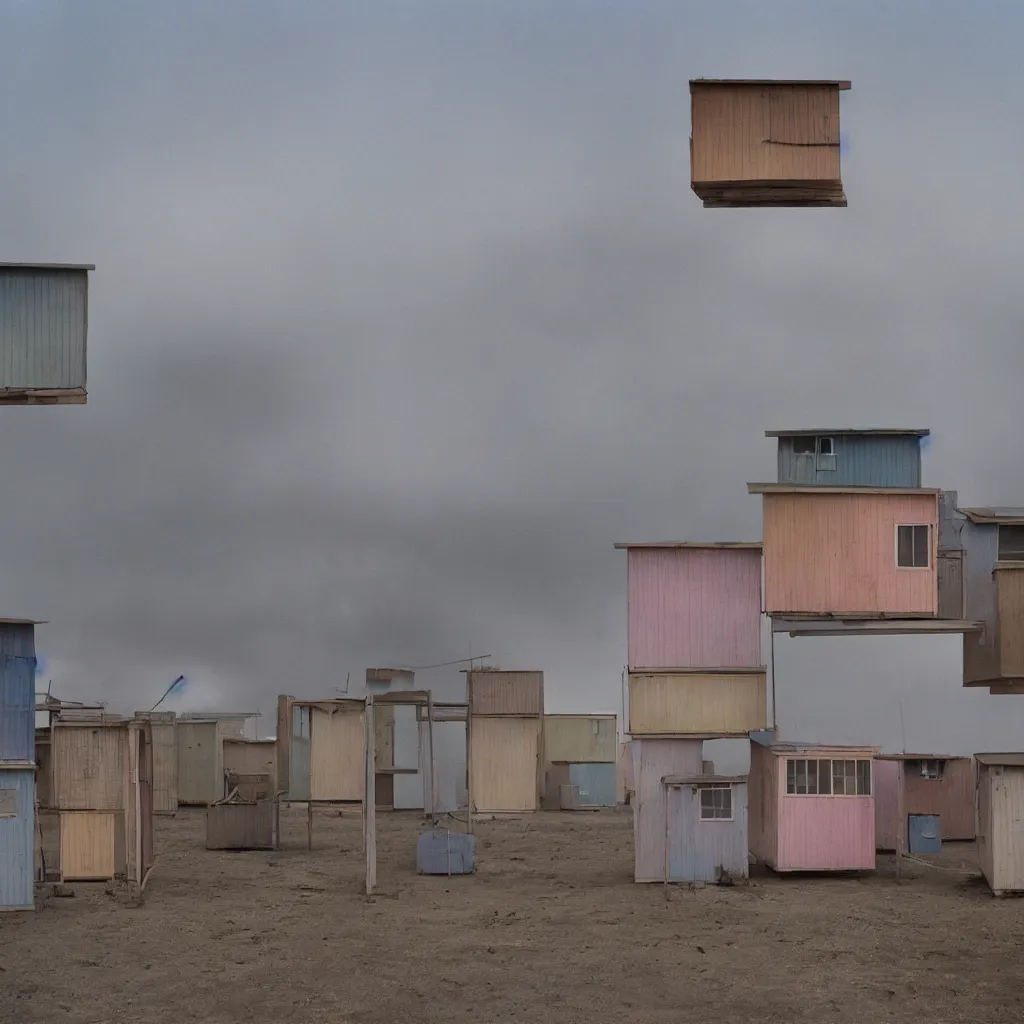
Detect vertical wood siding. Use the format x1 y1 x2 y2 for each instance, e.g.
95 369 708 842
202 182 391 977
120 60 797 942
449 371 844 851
627 548 762 669
59 810 116 881
980 765 1024 893
666 781 749 883
149 716 177 813
309 706 365 801
468 672 544 716
901 758 975 841
223 740 278 794
873 758 901 851
962 521 1000 684
631 738 704 882
0 769 35 909
777 435 922 488
628 672 766 735
53 726 125 810
777 792 875 870
978 765 996 885
747 740 779 867
543 715 617 763
470 717 540 813
997 567 1024 677
176 722 218 805
0 654 35 762
691 83 840 184
762 492 938 616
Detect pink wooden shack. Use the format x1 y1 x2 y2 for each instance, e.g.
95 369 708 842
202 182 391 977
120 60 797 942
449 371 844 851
615 542 767 738
748 735 876 872
747 485 940 618
874 754 976 850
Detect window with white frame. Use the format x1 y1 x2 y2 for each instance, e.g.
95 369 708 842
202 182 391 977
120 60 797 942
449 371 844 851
786 758 871 796
699 785 733 821
896 524 930 568
907 758 945 780
818 436 834 456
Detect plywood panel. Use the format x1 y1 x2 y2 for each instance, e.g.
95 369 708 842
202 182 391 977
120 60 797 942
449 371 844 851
53 726 125 810
543 715 617 763
176 722 218 805
60 811 116 881
470 717 540 813
468 672 544 716
309 705 365 802
762 491 938 616
223 740 277 794
997 567 1024 677
150 718 177 813
629 672 767 735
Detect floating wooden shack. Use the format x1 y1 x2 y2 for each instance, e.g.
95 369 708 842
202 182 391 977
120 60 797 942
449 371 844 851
689 79 850 208
134 710 177 813
542 714 617 808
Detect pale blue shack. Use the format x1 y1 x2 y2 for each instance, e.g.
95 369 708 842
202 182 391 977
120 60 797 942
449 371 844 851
662 773 749 884
768 428 928 488
0 618 40 911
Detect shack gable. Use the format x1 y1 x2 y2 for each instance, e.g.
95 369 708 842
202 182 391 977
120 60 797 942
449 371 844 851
690 80 849 208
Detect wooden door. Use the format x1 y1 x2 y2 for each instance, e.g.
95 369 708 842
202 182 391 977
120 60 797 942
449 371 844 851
938 550 964 619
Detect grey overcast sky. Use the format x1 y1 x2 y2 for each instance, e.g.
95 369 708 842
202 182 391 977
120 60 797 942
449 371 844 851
2 1 1022 760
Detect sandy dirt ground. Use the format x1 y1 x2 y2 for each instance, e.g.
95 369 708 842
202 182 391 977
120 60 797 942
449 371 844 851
1 806 1023 1023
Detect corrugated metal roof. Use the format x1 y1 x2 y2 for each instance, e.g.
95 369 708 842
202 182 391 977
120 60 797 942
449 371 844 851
613 541 762 550
959 507 1024 525
748 483 940 496
690 79 852 90
765 428 928 437
975 753 1024 767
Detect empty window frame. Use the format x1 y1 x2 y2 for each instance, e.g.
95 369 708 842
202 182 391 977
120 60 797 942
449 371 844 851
699 785 733 821
791 435 834 457
906 758 945 780
896 524 930 568
998 525 1024 562
786 758 871 796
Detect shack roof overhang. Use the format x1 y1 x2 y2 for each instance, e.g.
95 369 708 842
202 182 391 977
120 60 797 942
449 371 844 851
877 753 970 762
772 617 984 637
0 262 95 271
0 618 47 625
614 541 762 550
764 428 928 438
663 773 747 786
690 79 852 90
958 507 1024 525
749 483 940 496
975 753 1024 768
756 737 879 756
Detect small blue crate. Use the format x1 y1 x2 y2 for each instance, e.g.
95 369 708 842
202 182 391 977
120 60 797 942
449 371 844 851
416 829 476 875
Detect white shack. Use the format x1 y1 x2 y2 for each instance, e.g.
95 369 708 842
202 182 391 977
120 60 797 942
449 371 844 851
976 753 1024 896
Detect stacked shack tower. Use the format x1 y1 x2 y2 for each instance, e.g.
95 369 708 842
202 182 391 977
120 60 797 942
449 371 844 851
615 542 766 884
0 262 93 912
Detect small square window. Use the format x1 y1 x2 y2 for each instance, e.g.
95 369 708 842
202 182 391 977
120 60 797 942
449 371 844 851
908 759 944 780
897 525 930 568
818 436 834 456
699 785 733 821
792 437 816 455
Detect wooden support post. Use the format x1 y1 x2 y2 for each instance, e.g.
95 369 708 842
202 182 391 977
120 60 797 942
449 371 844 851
307 800 312 851
364 697 376 895
466 707 475 835
896 758 905 883
427 691 436 819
